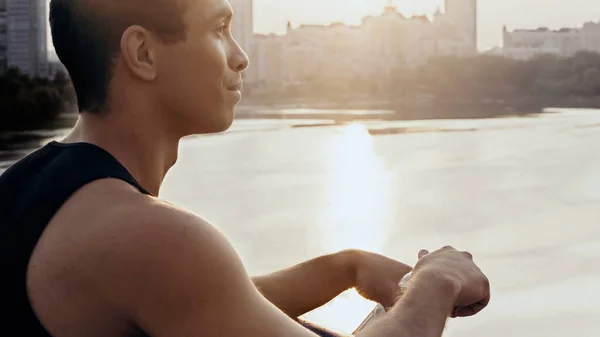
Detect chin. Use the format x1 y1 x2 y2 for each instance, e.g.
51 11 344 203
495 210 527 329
214 107 236 133
192 107 235 135
212 117 234 133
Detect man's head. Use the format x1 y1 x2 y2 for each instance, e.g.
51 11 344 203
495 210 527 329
50 0 249 135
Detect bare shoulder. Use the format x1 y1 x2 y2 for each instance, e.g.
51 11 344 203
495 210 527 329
29 178 311 337
26 178 237 336
29 176 243 299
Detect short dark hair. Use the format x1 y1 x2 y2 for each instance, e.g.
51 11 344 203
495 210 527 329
49 0 188 113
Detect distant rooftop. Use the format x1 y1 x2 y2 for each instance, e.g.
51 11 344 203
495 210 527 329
295 22 352 30
410 15 430 23
510 27 581 33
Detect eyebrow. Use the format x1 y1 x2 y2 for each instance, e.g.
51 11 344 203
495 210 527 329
212 6 233 21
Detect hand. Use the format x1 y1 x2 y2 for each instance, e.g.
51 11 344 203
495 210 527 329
413 246 491 318
348 250 413 308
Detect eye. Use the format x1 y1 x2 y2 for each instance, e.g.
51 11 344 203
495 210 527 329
216 24 230 38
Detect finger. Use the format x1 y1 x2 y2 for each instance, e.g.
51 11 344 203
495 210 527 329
452 301 488 318
453 306 476 318
418 249 429 259
453 296 490 318
462 251 473 260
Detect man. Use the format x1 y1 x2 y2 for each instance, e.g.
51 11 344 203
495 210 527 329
0 0 490 336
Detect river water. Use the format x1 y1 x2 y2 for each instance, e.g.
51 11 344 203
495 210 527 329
2 108 600 336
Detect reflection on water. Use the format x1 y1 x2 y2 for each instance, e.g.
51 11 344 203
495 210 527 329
306 123 390 332
170 109 600 337
319 123 390 255
2 109 600 336
271 108 395 115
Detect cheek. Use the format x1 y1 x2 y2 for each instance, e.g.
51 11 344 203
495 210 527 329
158 38 227 82
190 38 228 81
155 40 229 115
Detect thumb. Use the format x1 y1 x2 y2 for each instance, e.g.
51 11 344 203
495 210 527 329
418 249 429 259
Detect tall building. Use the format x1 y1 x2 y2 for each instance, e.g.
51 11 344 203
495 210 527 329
228 0 253 83
503 26 584 60
501 21 600 60
248 33 285 88
248 1 481 88
5 0 48 77
228 0 253 58
445 0 477 53
0 0 7 73
582 21 600 53
283 22 365 82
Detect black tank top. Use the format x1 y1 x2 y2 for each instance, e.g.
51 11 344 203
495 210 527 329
0 141 150 337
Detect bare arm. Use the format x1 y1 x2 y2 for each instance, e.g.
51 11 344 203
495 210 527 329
252 251 355 318
356 272 456 337
97 205 315 336
252 249 413 317
90 204 484 337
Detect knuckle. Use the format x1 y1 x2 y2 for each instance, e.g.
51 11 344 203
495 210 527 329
477 274 490 291
483 275 490 288
462 251 473 259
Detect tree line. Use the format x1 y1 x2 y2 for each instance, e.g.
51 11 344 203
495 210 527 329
0 68 75 132
276 51 600 105
2 51 600 132
412 51 600 101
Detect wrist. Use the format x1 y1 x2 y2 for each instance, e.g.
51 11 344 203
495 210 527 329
397 269 459 316
385 276 455 335
334 249 360 289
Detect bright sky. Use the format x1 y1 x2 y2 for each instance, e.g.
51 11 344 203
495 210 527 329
47 0 600 55
254 0 600 50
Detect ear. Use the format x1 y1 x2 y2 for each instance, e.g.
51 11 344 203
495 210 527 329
120 25 157 81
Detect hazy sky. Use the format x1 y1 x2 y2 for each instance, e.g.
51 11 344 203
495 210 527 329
253 0 600 50
46 0 600 54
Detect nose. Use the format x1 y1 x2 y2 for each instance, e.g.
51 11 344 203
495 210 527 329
228 38 249 73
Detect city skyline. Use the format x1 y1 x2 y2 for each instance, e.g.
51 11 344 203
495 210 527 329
42 0 600 54
253 0 600 50
4 0 49 77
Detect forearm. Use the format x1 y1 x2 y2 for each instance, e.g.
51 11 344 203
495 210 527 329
252 250 356 318
356 272 457 337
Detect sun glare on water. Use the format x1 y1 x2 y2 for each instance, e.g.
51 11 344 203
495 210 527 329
301 123 391 333
318 123 390 255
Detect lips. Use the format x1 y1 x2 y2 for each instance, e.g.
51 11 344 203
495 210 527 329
227 82 243 91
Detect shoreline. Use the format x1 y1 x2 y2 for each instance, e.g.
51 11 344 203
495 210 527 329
0 104 580 170
3 96 600 133
1 104 598 168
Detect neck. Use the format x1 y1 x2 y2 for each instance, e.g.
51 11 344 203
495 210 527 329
62 110 179 196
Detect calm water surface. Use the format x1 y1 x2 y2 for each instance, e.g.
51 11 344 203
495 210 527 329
2 108 600 336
